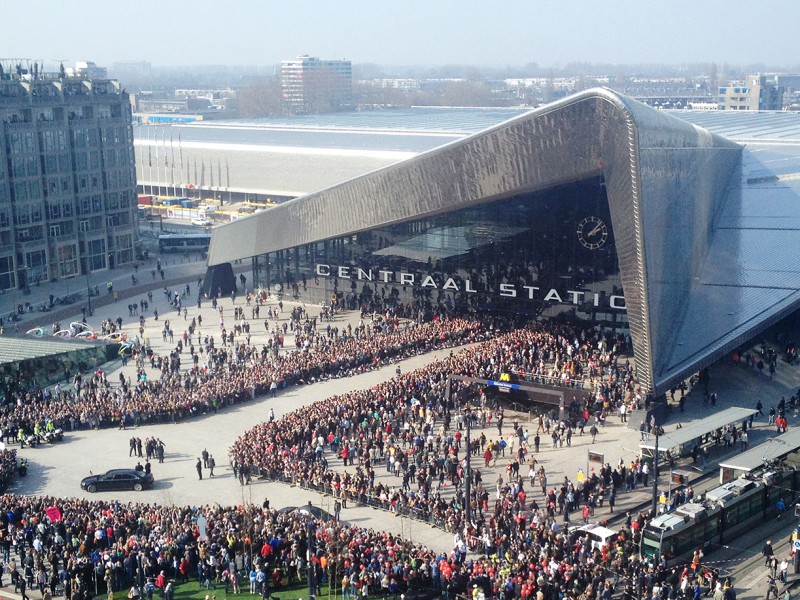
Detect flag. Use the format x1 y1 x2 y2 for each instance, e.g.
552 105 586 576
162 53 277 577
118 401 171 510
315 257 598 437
45 506 62 522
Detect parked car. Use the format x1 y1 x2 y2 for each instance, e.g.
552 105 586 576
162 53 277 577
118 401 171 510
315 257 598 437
81 469 154 493
191 217 212 227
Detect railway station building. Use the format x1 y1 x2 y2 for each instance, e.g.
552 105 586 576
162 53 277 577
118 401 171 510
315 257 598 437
206 88 800 396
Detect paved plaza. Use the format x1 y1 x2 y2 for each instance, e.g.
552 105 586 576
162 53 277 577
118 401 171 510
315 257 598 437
3 257 800 560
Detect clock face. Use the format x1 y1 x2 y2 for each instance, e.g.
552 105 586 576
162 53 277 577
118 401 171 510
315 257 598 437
577 216 608 250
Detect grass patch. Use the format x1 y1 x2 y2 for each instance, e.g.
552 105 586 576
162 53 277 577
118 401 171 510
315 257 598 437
172 580 330 600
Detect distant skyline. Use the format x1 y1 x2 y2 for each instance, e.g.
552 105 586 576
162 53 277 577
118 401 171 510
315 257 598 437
5 0 800 72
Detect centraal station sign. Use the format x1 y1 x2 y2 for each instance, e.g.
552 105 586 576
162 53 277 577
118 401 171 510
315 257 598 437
315 264 626 310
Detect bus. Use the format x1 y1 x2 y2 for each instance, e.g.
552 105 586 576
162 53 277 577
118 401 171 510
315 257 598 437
158 233 211 254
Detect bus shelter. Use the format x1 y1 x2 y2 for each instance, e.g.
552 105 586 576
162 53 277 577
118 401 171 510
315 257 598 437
718 428 800 483
639 406 757 459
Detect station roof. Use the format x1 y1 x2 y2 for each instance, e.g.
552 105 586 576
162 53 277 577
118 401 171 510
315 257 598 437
639 407 757 452
0 334 100 366
718 429 800 472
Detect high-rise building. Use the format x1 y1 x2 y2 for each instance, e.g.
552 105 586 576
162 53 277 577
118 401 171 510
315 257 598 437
281 55 352 114
718 74 784 110
0 66 137 290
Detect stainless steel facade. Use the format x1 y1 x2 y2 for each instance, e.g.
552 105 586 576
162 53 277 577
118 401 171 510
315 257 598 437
208 89 778 394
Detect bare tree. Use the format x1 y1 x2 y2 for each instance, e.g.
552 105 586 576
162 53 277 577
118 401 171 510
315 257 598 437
302 67 352 113
238 76 283 118
440 80 493 107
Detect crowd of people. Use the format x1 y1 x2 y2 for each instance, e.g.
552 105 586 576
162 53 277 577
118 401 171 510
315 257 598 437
0 449 18 491
220 318 708 600
0 312 498 441
0 464 739 600
0 295 737 599
0 487 732 600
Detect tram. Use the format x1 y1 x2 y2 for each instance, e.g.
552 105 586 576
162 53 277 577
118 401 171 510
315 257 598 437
642 469 799 566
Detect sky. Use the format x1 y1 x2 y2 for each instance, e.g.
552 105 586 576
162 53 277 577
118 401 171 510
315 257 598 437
5 0 800 71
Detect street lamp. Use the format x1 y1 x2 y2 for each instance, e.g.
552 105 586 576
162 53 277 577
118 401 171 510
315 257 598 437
85 261 93 317
464 403 472 529
651 421 659 517
306 501 316 600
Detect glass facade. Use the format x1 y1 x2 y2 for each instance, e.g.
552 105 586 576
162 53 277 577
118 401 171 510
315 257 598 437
253 176 628 330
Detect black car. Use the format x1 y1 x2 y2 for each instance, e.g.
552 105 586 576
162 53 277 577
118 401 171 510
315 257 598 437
81 469 154 493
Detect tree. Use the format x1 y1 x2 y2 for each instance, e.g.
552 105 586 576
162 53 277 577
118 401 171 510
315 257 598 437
302 67 352 113
440 80 493 107
238 76 283 118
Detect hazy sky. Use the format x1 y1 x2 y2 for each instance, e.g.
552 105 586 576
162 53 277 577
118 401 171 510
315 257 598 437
6 0 800 70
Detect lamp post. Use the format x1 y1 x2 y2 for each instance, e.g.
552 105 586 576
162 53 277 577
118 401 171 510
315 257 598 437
307 501 316 600
464 404 472 531
85 263 93 317
651 421 659 517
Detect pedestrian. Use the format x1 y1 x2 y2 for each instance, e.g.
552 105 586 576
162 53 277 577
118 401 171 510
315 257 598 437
590 424 599 443
763 541 775 566
209 455 215 477
202 448 209 468
196 458 203 480
766 575 778 600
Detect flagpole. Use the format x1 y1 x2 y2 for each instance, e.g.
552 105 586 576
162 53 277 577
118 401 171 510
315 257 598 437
169 131 176 197
154 132 160 198
226 158 231 205
147 126 153 196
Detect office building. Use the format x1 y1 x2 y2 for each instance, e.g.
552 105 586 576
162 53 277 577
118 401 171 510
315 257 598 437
0 67 137 290
718 74 784 110
281 55 352 114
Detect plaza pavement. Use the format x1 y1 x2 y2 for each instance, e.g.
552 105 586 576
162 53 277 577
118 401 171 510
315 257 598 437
3 257 800 559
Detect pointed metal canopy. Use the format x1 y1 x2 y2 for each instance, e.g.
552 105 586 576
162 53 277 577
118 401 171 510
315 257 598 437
208 88 748 394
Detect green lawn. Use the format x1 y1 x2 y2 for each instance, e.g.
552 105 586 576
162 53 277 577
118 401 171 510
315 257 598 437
172 580 335 600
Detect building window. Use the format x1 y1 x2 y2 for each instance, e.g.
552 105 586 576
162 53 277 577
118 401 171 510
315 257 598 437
58 244 79 277
116 233 133 265
25 249 47 283
15 206 29 225
0 256 15 290
63 202 73 218
87 238 106 270
49 224 61 237
48 203 61 219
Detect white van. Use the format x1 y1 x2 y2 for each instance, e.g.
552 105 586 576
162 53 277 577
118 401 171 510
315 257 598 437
576 523 618 550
